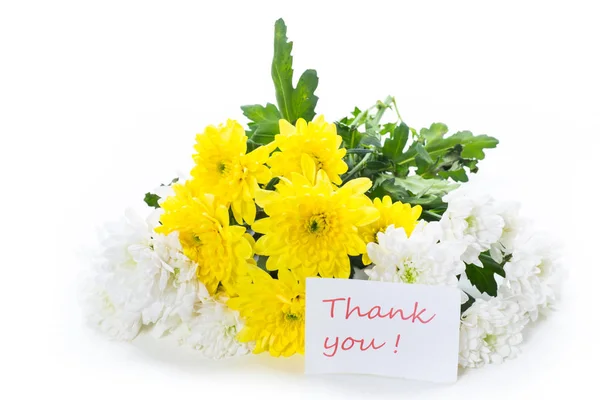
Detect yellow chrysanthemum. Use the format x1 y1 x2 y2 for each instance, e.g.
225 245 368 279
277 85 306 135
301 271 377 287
268 115 348 185
359 195 423 265
191 119 273 225
155 179 253 294
228 265 306 357
252 154 379 278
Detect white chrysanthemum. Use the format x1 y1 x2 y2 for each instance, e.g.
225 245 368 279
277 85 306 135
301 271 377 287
175 289 253 359
459 297 527 368
499 232 562 321
136 231 200 337
83 270 145 341
82 209 200 340
489 201 524 263
365 221 466 286
441 186 505 266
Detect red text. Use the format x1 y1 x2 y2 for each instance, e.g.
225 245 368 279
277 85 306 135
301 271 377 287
323 335 386 357
322 297 436 324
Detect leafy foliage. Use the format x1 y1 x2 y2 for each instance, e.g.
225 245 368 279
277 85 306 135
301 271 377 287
291 69 319 122
142 18 504 311
336 97 499 213
465 263 499 296
242 103 282 151
242 18 319 150
271 18 319 123
464 253 508 297
382 122 409 162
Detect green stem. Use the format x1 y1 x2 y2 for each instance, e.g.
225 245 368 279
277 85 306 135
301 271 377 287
349 105 377 128
346 148 374 154
371 96 394 127
348 95 394 129
391 97 403 123
395 147 451 168
342 153 372 184
265 177 279 190
422 210 442 220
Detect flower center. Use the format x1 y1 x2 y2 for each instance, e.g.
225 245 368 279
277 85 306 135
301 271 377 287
226 325 238 337
285 313 300 321
217 161 228 174
306 213 330 235
311 154 324 170
402 267 418 283
399 259 418 283
483 334 497 347
466 215 478 230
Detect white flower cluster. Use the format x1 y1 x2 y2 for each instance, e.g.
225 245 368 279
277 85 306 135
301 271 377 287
366 221 466 286
459 298 526 367
174 289 252 359
365 184 562 369
81 209 251 359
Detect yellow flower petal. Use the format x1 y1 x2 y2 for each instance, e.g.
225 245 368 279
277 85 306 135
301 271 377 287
156 179 254 295
357 197 422 265
269 116 348 185
190 119 271 225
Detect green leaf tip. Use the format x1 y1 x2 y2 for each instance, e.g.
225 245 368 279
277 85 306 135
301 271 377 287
271 18 319 124
241 18 320 150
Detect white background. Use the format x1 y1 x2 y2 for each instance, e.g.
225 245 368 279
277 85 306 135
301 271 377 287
1 1 599 399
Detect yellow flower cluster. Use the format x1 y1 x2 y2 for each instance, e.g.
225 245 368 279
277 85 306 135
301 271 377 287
253 154 379 278
269 116 348 184
191 119 273 225
228 266 306 357
155 180 253 295
156 115 422 357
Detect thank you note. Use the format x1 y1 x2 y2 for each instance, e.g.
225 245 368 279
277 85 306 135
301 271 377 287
304 278 461 383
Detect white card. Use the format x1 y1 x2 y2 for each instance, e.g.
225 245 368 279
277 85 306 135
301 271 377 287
304 278 461 383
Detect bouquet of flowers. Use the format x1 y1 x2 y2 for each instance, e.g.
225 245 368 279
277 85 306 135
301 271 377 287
82 19 562 369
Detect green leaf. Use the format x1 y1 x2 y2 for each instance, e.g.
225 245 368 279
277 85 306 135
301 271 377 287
394 128 499 182
420 122 448 143
461 134 499 159
360 134 383 148
425 131 498 161
479 252 507 277
393 175 459 197
415 143 434 164
361 120 382 148
382 122 409 162
142 177 179 209
439 168 469 182
461 292 476 314
292 69 319 122
144 192 161 209
465 263 498 296
414 143 434 174
241 103 282 146
369 177 409 200
271 18 318 124
336 122 362 149
365 160 392 172
272 19 294 121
